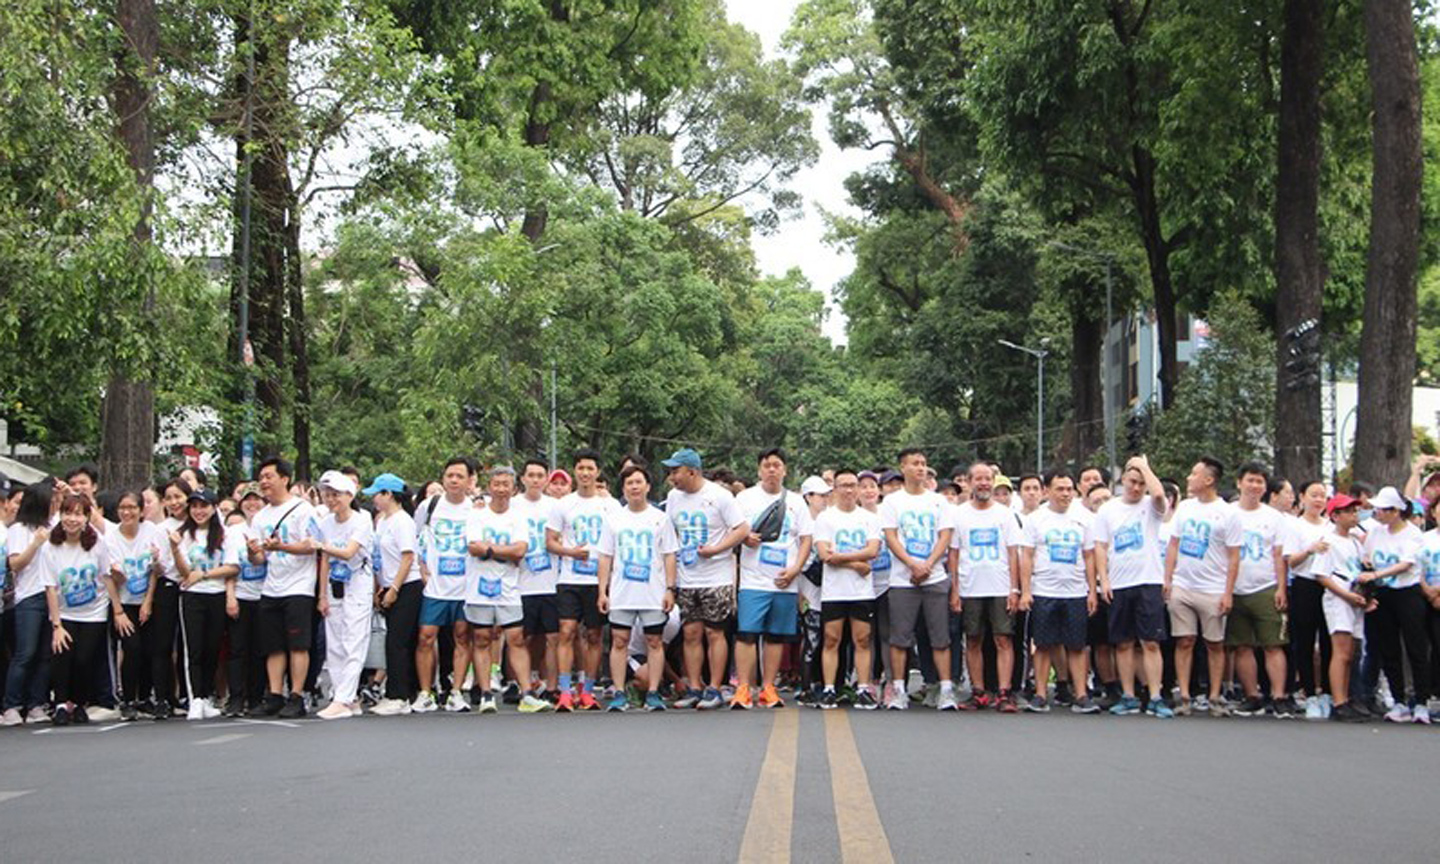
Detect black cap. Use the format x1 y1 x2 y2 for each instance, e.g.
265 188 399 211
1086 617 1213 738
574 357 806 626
187 488 219 506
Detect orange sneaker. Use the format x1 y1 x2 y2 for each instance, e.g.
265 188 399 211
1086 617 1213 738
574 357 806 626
730 684 753 710
555 691 575 712
758 685 784 709
577 691 601 711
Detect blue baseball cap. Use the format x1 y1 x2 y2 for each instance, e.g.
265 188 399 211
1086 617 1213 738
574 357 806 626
362 473 407 496
661 448 703 469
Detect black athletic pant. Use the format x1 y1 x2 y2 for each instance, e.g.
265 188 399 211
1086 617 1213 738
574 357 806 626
384 581 423 701
1368 585 1432 704
119 603 152 703
1289 578 1331 695
147 580 180 703
226 598 265 706
181 592 226 701
52 620 107 706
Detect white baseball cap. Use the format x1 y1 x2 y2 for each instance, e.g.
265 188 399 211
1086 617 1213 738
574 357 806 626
318 470 357 496
1371 485 1406 511
800 476 832 497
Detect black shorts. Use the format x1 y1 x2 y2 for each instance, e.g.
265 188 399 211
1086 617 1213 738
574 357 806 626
821 600 877 623
1030 596 1089 650
522 594 560 636
260 595 313 654
1108 584 1167 644
556 584 602 628
1087 598 1111 645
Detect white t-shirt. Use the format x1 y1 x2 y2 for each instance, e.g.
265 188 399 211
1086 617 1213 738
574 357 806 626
230 523 266 601
879 489 952 588
1169 498 1236 593
42 539 112 623
1314 534 1364 591
466 505 526 607
1282 515 1332 581
599 503 678 611
177 528 243 595
316 509 374 592
422 496 477 601
253 499 320 599
1021 506 1093 599
157 517 183 584
106 521 166 605
1362 521 1423 589
372 510 418 589
547 492 621 585
814 506 881 603
949 501 1020 598
666 481 746 589
736 486 814 594
864 506 891 598
1418 528 1440 588
512 494 559 596
1229 504 1286 595
1091 496 1165 590
6 523 51 603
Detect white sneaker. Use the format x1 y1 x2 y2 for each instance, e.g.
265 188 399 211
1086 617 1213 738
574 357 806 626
25 706 48 724
886 683 910 711
445 691 471 713
411 692 439 714
1319 693 1333 718
350 703 365 717
937 688 959 712
317 701 353 720
87 705 120 722
906 669 925 698
1304 695 1323 721
1428 696 1440 716
371 698 412 716
1413 704 1431 725
1384 703 1412 723
0 708 22 727
201 698 223 720
186 700 205 721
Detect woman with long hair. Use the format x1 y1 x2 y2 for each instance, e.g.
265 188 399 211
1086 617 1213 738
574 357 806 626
223 485 267 717
314 472 374 720
366 474 419 715
1285 479 1334 717
3 482 56 725
44 493 123 725
146 476 191 719
169 488 240 720
105 491 165 720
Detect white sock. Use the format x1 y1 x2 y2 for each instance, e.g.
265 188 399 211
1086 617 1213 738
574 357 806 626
940 680 954 694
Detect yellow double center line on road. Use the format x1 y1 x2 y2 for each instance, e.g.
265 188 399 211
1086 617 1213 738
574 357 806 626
737 710 894 864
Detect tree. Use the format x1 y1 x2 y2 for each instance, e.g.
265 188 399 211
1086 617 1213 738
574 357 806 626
1353 0 1422 486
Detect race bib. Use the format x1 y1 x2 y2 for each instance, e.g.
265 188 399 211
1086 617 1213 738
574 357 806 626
240 562 267 582
1178 520 1210 559
438 556 466 577
124 557 151 596
1114 523 1142 554
526 552 552 572
759 546 787 568
679 546 699 567
622 562 650 583
478 577 502 598
572 556 598 576
967 528 1001 562
1050 542 1080 565
904 538 932 558
62 567 97 607
874 548 891 571
329 560 353 584
371 545 384 578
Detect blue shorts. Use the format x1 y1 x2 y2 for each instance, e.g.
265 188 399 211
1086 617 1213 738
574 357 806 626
737 589 799 639
1030 596 1089 649
419 597 465 628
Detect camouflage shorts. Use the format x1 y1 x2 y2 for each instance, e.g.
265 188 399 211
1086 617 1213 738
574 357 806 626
676 585 736 625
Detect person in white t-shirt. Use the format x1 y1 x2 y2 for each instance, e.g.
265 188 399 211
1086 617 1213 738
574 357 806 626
1092 455 1171 717
169 488 241 720
464 466 539 714
1359 485 1431 723
1313 494 1372 722
410 456 479 714
732 448 813 710
513 459 561 700
366 474 420 716
597 464 679 712
1163 456 1238 716
1283 479 1334 710
248 457 322 719
314 471 375 720
879 449 957 711
662 448 749 711
545 449 620 711
814 469 882 710
1222 463 1294 717
42 493 120 726
947 462 1021 713
106 490 164 721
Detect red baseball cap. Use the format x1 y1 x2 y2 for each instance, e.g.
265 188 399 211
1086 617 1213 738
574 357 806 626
1325 493 1360 516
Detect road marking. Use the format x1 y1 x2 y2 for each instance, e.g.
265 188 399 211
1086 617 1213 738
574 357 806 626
96 723 127 732
0 790 36 804
195 733 251 746
824 711 894 864
737 708 799 864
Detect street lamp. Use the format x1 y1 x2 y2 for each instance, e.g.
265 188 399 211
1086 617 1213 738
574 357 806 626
999 337 1050 473
1047 241 1117 474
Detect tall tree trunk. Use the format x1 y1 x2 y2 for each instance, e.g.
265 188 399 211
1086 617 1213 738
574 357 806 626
1130 145 1181 411
285 201 312 480
101 0 159 491
1065 307 1104 462
1355 0 1421 486
1274 0 1325 486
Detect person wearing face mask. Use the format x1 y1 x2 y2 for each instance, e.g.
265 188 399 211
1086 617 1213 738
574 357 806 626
1358 486 1431 724
314 471 375 720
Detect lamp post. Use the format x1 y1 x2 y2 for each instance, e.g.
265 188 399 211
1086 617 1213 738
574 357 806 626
999 338 1050 472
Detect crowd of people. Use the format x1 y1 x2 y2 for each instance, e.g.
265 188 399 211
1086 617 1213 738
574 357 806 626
3 444 1439 726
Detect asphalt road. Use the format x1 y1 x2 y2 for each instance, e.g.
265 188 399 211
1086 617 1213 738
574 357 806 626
0 704 1434 862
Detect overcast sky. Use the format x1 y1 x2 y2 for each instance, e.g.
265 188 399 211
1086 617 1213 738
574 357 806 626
725 0 880 344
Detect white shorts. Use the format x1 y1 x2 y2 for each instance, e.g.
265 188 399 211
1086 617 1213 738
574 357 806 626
464 604 523 628
1322 592 1365 637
